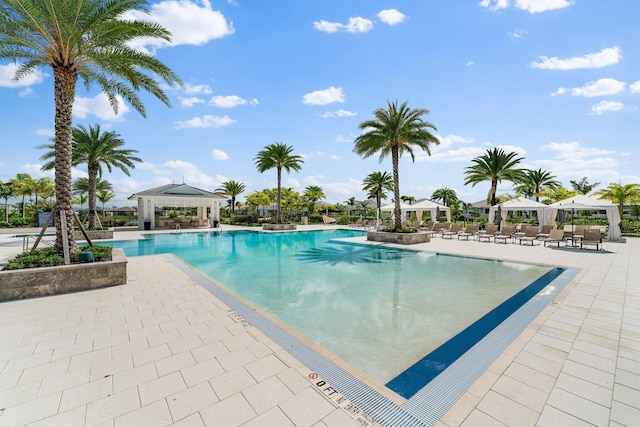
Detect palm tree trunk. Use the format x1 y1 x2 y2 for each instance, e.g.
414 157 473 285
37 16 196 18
87 167 98 229
276 167 282 223
53 66 79 254
490 180 498 206
392 146 401 230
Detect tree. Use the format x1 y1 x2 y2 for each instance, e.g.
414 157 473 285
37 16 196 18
0 0 182 255
0 180 15 222
245 190 272 219
345 197 357 216
73 177 113 196
353 100 439 230
9 173 36 219
570 177 600 195
431 187 458 207
303 185 325 214
362 171 394 219
593 183 640 218
97 190 116 217
514 169 561 202
464 148 525 206
254 143 304 223
39 124 141 229
400 195 415 205
33 177 55 210
540 186 576 204
72 194 88 220
215 180 246 222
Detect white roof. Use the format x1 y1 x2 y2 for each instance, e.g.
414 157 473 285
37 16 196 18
549 194 614 207
496 197 547 209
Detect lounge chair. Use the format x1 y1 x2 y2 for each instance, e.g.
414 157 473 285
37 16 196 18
419 220 434 231
478 224 498 242
581 229 603 250
442 223 463 239
322 215 337 224
518 226 540 245
537 224 554 240
494 225 515 244
544 228 566 247
458 223 479 240
424 222 445 237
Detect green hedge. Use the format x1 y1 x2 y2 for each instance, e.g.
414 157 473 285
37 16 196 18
5 245 113 270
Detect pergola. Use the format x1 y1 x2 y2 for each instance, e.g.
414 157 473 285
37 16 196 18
128 183 227 230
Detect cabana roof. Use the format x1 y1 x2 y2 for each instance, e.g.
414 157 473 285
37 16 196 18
128 183 226 202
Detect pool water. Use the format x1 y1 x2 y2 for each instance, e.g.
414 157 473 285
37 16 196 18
111 229 552 394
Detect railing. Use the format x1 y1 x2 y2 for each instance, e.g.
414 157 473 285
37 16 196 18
22 235 53 253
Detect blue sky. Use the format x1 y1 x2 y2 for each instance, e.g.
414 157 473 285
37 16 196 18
1 0 639 207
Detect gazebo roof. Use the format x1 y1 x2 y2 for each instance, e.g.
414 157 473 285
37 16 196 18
128 183 227 201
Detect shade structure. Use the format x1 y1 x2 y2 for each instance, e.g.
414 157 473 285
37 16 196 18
488 198 547 230
547 196 621 240
409 199 451 223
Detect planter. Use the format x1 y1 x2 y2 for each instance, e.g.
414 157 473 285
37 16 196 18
0 248 127 302
74 229 113 240
367 230 430 245
262 223 297 231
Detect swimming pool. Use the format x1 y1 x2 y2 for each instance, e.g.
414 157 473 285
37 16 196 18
111 229 560 399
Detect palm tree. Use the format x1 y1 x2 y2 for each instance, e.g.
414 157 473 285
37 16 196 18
10 173 36 219
254 143 304 223
570 177 600 195
303 185 325 214
353 100 439 230
97 190 116 217
73 177 113 197
215 180 246 222
39 124 141 229
400 195 415 205
0 0 182 254
0 180 15 222
362 171 394 219
463 148 525 206
431 187 458 207
593 183 640 218
540 186 576 204
345 197 357 216
72 194 88 220
514 169 561 202
33 177 55 211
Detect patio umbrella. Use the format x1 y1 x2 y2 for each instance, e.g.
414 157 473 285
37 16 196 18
435 206 440 221
554 201 594 238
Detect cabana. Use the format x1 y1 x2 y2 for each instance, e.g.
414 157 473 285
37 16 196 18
488 198 547 230
410 199 451 223
547 195 621 241
128 183 227 230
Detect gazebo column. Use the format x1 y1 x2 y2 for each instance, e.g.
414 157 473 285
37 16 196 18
137 197 156 230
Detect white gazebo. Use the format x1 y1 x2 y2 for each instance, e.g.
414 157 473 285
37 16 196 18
547 195 621 240
488 197 547 229
410 199 451 223
128 183 227 230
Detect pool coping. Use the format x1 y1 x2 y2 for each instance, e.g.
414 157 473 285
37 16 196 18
162 243 580 427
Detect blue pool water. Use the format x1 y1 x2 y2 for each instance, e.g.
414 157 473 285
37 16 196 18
110 229 555 397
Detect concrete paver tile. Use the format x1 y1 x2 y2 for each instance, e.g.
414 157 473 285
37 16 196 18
242 406 296 427
0 381 40 408
611 400 640 427
169 413 205 427
242 376 294 414
18 357 70 385
209 367 257 400
59 376 113 412
245 354 288 382
567 348 617 373
0 391 62 427
612 383 640 408
546 388 610 426
38 368 90 397
167 335 204 355
503 362 556 394
199 393 256 426
562 360 614 388
491 374 548 412
180 357 225 387
112 362 158 393
89 355 134 381
556 372 613 407
114 399 172 427
85 387 140 426
138 371 186 406
217 346 257 372
279 387 336 427
458 409 508 427
132 343 171 367
166 381 218 422
536 405 594 427
438 392 481 427
26 404 86 427
476 390 539 427
278 368 312 394
154 351 196 377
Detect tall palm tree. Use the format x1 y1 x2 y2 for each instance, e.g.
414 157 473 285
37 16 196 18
97 190 116 217
353 100 439 230
39 124 141 229
431 187 458 207
215 180 246 222
254 143 304 223
570 177 600 195
362 171 394 219
9 173 36 219
345 197 357 216
33 177 55 211
593 183 640 218
303 185 325 214
0 0 182 254
514 169 561 202
463 147 525 206
0 180 15 222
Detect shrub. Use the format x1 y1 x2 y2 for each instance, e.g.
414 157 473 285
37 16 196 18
620 220 640 234
336 215 352 225
308 214 323 224
0 221 11 228
231 215 253 224
5 247 64 270
74 244 113 262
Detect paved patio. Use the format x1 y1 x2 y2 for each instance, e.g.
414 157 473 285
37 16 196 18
0 226 638 426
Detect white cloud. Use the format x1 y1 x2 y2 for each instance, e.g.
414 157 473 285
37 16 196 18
123 0 235 52
508 28 528 39
480 0 574 13
209 95 258 108
320 109 357 118
466 61 475 67
553 78 626 97
180 96 206 107
416 135 486 162
19 88 34 97
302 86 345 105
183 83 213 95
138 159 224 188
0 63 47 88
589 100 625 115
173 114 235 129
541 141 615 160
320 178 363 201
535 141 619 180
313 17 373 33
378 9 406 25
630 81 640 93
335 135 351 143
211 149 229 160
34 128 54 137
74 93 130 121
530 46 621 70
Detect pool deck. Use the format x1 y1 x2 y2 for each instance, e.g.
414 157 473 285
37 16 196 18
0 225 638 426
